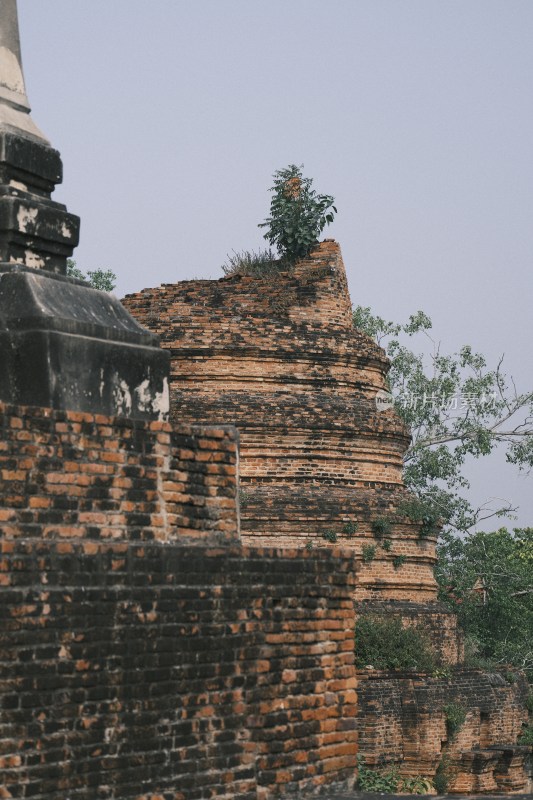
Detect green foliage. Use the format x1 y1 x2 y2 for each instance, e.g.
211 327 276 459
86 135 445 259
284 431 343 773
66 259 85 281
355 615 437 671
362 544 377 563
432 665 452 680
381 538 392 551
238 488 250 509
356 756 399 793
400 776 436 794
372 517 392 539
322 530 338 544
437 527 533 680
526 690 533 713
66 258 117 292
518 724 533 745
221 248 278 277
398 497 440 537
392 554 406 570
357 757 435 795
434 754 454 794
258 164 336 264
343 521 358 537
443 702 467 738
305 540 314 551
353 305 533 534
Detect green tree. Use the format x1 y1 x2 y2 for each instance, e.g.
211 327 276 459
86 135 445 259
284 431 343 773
353 306 533 533
66 258 117 292
436 526 533 679
258 164 337 264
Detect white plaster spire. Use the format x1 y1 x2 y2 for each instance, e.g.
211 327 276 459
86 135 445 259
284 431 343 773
0 0 49 142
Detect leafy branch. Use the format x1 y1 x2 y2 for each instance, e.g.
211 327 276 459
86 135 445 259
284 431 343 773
354 306 533 532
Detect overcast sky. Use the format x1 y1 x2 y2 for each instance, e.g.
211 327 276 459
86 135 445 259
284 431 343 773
18 1 533 528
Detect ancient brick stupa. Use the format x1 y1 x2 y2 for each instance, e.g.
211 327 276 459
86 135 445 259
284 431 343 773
124 240 532 792
124 243 441 601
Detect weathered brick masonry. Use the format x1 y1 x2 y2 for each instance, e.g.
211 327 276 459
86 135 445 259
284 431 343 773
357 668 530 793
0 403 238 544
123 240 532 792
0 541 356 800
0 403 358 799
123 241 438 606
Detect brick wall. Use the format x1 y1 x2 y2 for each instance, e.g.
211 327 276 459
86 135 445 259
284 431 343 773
358 601 465 666
122 241 438 604
0 402 357 798
0 541 357 800
0 403 238 543
356 667 530 793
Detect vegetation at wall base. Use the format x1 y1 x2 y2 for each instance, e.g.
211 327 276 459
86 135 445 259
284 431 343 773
356 755 399 793
434 754 454 794
357 756 435 795
355 615 437 671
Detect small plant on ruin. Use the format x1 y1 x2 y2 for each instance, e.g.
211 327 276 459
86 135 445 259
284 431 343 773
434 754 455 794
526 690 533 713
67 258 117 291
393 554 407 570
221 248 279 277
305 540 315 551
259 164 337 265
238 488 250 509
322 530 338 544
443 702 467 739
398 497 441 538
518 724 533 745
355 615 437 671
371 517 392 539
432 665 453 680
343 521 358 537
356 755 399 793
381 538 392 551
362 544 377 563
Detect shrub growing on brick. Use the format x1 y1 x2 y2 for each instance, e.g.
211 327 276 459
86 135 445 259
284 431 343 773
355 615 437 671
259 164 337 264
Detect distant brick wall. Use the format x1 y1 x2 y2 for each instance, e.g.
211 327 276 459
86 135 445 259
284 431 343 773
0 541 357 799
356 667 530 792
0 403 238 543
358 601 465 666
